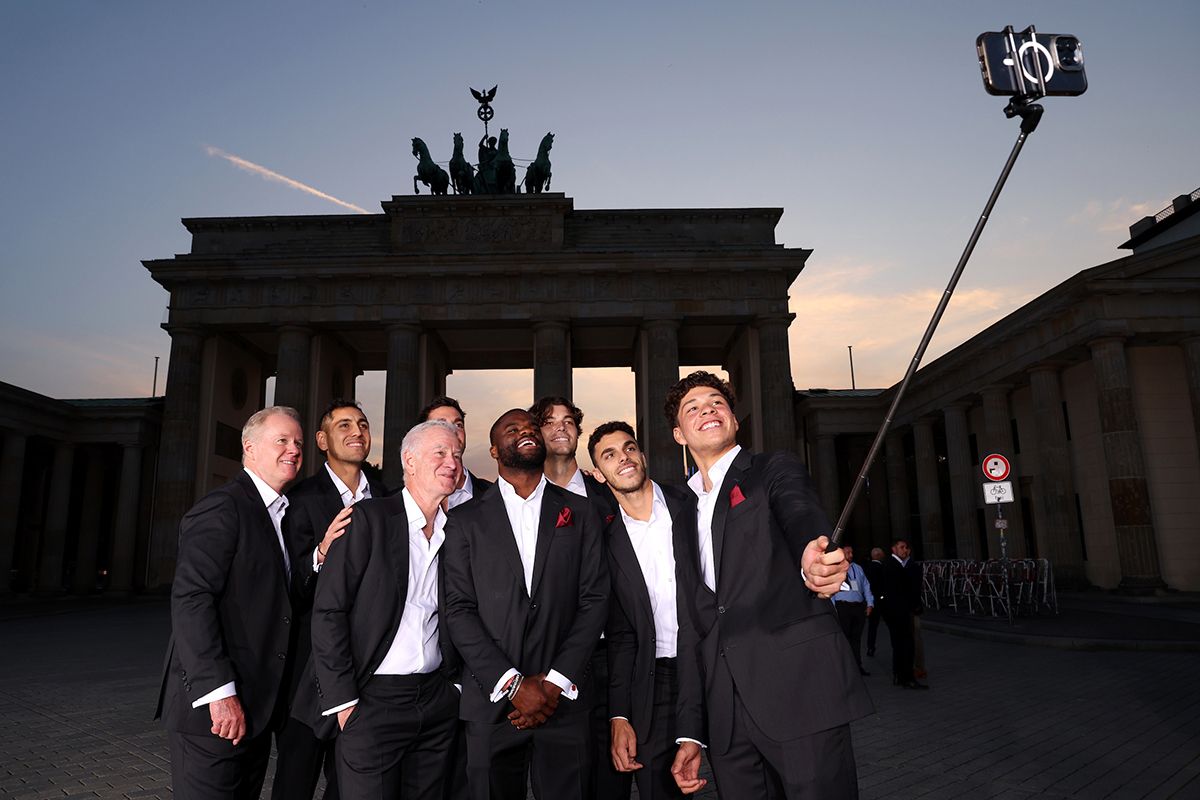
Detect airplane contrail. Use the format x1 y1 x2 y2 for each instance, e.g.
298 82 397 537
203 145 370 214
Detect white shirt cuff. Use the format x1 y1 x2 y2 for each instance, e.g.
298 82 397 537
490 668 520 703
322 698 357 716
676 737 707 749
546 669 578 700
311 547 322 573
192 681 236 708
610 716 630 722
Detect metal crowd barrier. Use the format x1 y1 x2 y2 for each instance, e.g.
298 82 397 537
920 558 1058 620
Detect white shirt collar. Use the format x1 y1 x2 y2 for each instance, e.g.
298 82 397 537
401 487 446 534
243 467 284 510
620 481 667 526
892 553 909 566
686 444 742 497
497 473 548 505
324 462 368 501
461 471 475 496
563 467 588 497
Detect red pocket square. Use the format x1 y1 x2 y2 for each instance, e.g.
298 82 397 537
556 507 574 528
604 514 616 525
730 485 746 508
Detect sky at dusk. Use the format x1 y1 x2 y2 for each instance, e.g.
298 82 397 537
2 1 1198 473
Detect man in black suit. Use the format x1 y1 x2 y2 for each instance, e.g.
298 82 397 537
419 396 494 507
156 406 306 800
864 547 885 657
310 419 465 797
666 372 874 798
529 395 619 799
442 408 609 800
880 538 928 689
588 420 688 800
274 399 387 800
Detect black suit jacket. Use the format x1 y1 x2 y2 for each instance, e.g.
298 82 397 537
864 558 884 606
880 556 922 617
283 467 388 734
155 470 296 739
308 493 461 734
674 449 874 752
442 480 609 723
605 483 693 746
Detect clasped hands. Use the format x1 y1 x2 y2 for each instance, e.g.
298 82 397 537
507 673 562 730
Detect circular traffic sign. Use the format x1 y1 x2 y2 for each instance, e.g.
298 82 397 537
982 453 1011 481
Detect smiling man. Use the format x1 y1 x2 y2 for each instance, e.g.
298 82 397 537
588 421 690 800
442 408 609 800
665 372 874 798
310 419 465 797
156 406 306 800
274 399 388 800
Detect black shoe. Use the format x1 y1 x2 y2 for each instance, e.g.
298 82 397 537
859 668 871 677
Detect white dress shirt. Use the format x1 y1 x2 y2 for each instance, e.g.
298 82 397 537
686 445 742 592
490 475 578 702
562 466 588 498
322 488 447 715
620 482 678 659
192 468 291 709
446 471 477 510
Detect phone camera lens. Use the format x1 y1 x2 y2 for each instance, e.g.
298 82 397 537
1055 36 1083 71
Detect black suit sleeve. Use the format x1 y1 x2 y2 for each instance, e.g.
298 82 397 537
170 491 240 702
442 514 520 695
674 559 706 743
284 497 319 604
310 512 372 712
605 558 636 721
547 504 609 685
763 450 832 561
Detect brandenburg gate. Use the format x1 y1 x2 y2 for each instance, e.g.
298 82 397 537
143 193 809 585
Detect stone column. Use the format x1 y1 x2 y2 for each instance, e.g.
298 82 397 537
943 403 981 559
148 328 205 588
754 315 797 453
0 432 27 593
637 320 681 482
274 326 312 423
885 431 912 541
911 418 944 559
1089 337 1164 591
815 435 840 525
533 321 572 401
1182 337 1200 475
384 324 422 489
108 444 144 595
981 385 1027 558
71 450 106 594
1029 365 1086 586
37 441 76 593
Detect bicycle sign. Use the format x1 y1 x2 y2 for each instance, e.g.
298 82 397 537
983 480 1014 504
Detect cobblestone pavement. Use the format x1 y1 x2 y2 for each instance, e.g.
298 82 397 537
1 599 1197 799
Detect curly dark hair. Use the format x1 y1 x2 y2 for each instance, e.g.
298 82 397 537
586 420 638 462
663 370 736 427
318 398 364 430
528 396 583 429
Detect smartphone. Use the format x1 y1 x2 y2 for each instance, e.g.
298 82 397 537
977 29 1087 97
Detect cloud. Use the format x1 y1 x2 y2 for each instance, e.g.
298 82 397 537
1068 197 1163 234
203 145 370 214
789 262 1037 390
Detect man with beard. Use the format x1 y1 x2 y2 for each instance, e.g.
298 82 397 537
442 409 608 800
666 371 873 798
529 395 619 799
589 421 688 800
310 419 465 797
276 399 387 800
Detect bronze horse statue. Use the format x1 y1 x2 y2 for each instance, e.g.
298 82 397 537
494 128 516 194
523 132 553 193
412 137 449 195
449 132 474 195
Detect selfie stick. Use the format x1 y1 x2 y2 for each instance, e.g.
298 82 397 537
827 27 1047 550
